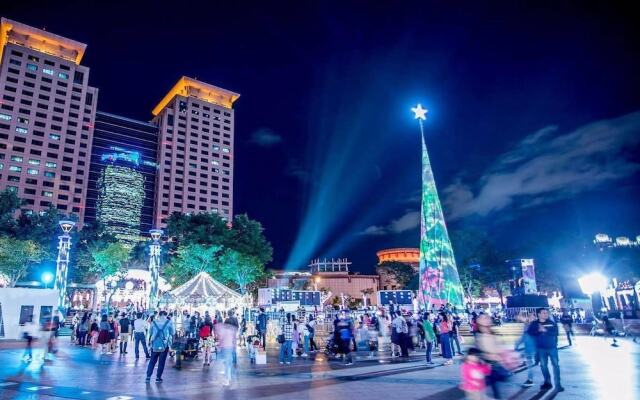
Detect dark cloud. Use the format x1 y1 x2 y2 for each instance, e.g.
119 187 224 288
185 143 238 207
249 128 283 147
360 210 420 236
444 112 640 220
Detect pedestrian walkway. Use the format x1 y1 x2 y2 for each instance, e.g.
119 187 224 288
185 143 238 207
0 336 637 399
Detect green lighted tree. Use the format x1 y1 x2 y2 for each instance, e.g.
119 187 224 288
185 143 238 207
218 249 265 294
0 237 45 287
163 243 223 286
90 242 130 312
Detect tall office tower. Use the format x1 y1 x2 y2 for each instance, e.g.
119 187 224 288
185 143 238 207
85 112 158 242
151 77 239 228
0 18 98 225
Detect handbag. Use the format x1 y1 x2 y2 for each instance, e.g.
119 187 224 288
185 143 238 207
277 334 285 344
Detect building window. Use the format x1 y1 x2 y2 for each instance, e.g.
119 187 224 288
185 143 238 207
27 168 38 175
49 133 61 140
26 63 38 71
44 171 55 178
9 166 22 172
42 191 53 197
43 68 54 76
58 72 69 80
15 127 28 134
45 161 57 168
10 155 23 162
0 113 11 121
28 159 40 165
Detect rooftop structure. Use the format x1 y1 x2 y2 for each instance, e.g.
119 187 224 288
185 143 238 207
151 76 240 116
0 18 86 64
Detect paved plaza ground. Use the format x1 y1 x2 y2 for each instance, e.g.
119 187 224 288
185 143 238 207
0 335 637 400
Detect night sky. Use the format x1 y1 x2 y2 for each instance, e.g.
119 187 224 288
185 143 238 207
3 2 639 276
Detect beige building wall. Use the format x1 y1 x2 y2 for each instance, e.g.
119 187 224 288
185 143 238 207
152 77 239 228
0 19 97 226
314 273 380 305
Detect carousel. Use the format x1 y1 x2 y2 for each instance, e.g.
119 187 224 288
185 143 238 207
95 267 171 312
161 271 248 314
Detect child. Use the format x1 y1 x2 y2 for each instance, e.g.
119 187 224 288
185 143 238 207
248 337 260 364
460 348 491 400
367 325 379 358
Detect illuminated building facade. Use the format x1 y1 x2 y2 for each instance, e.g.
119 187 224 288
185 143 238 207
85 112 158 239
152 77 239 227
0 18 98 225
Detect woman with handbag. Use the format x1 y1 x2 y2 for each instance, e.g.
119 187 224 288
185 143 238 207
278 313 294 364
439 312 454 365
475 314 509 399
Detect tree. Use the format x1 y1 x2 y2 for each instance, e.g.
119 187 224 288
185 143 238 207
163 243 223 286
69 221 117 284
164 212 273 267
376 261 417 289
0 189 22 237
0 237 45 287
219 249 266 294
225 214 273 266
90 242 130 312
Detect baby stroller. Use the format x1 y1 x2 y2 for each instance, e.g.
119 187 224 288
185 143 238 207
324 335 340 358
183 337 200 360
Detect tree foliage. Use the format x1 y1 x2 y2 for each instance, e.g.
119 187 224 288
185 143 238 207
376 261 417 289
163 244 223 286
218 249 265 294
90 242 130 312
0 237 45 287
165 212 273 266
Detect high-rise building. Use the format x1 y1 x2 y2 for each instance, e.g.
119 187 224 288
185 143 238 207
151 77 239 227
85 112 159 243
0 18 98 225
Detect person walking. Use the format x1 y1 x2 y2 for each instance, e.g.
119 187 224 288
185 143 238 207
22 315 40 362
146 311 175 383
97 314 111 354
217 317 238 386
256 307 268 350
527 308 564 392
307 316 317 352
279 313 294 364
422 313 436 365
559 312 574 346
336 313 354 365
515 313 537 387
77 313 89 347
439 312 454 365
451 315 463 355
133 312 150 360
475 314 508 399
601 315 619 347
119 313 131 355
199 315 215 366
392 312 409 357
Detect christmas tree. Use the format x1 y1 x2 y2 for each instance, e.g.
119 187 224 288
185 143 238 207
414 106 465 310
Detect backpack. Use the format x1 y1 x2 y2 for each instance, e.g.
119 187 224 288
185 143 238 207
151 320 170 352
199 324 211 339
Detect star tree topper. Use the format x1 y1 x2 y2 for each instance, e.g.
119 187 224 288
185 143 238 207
411 104 428 121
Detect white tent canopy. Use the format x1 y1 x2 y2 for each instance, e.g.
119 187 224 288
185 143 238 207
169 271 243 310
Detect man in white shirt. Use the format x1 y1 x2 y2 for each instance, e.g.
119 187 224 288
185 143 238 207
133 312 150 360
392 313 409 357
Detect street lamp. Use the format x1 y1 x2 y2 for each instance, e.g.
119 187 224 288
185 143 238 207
55 219 75 313
148 229 163 312
578 272 608 318
42 272 54 289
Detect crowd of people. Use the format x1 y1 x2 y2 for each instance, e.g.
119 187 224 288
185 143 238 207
19 302 584 397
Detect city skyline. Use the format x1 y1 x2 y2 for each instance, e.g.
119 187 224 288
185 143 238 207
0 3 639 277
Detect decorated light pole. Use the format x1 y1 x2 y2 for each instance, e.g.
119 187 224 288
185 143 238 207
148 229 163 312
411 104 464 310
55 220 76 313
